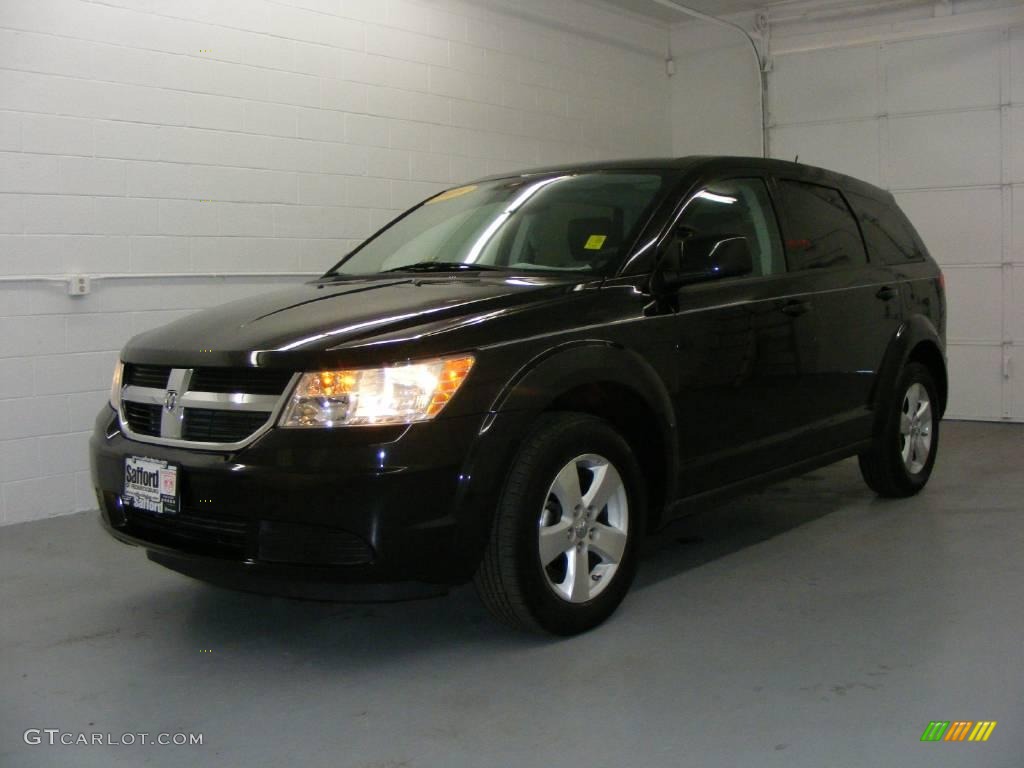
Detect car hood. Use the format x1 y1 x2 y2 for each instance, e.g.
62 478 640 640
123 273 588 368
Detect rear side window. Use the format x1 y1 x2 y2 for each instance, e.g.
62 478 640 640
846 192 925 265
776 181 867 271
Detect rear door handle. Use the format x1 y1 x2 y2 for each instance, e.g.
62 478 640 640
876 285 897 301
780 299 811 317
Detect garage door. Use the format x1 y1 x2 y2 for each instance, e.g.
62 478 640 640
767 24 1022 422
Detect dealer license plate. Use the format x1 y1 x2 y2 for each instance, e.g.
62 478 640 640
123 456 179 515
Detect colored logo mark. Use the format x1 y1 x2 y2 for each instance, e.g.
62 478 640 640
921 721 997 742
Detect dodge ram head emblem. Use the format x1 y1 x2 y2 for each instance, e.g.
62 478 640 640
164 390 178 413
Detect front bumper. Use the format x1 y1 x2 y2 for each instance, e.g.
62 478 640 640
90 406 514 592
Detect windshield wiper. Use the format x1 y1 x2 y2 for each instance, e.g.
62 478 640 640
382 261 502 273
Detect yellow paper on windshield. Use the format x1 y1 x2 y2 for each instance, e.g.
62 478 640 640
584 234 607 250
427 185 478 204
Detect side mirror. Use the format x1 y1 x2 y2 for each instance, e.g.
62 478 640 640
653 231 753 293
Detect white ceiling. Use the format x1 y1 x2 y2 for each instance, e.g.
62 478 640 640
598 0 771 22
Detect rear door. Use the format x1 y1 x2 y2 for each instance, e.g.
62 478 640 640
770 178 902 450
845 190 941 338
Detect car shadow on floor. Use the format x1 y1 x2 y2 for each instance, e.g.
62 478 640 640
635 457 866 590
131 459 871 664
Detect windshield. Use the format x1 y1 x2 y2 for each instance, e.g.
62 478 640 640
328 172 668 277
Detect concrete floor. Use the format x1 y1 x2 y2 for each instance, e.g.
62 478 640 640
2 421 1022 768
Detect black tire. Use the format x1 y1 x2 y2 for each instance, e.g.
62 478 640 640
474 413 646 635
859 361 940 498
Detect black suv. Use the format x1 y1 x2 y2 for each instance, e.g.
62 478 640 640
90 157 947 635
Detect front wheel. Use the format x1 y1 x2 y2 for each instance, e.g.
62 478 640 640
859 361 940 498
474 413 646 635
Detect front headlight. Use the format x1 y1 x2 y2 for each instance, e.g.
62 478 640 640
109 360 124 409
279 355 475 428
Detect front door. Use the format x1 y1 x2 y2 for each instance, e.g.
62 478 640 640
664 177 820 495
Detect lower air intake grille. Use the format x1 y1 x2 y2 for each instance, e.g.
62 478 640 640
123 506 248 555
182 408 270 443
123 402 162 436
258 521 375 565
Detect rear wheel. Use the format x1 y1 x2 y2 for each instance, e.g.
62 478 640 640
859 362 940 497
474 413 645 635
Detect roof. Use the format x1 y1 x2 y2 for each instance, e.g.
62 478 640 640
474 155 891 202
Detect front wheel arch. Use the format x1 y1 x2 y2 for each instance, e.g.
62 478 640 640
487 341 678 522
473 412 647 634
449 342 678 578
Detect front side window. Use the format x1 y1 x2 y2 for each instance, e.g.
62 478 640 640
776 181 868 271
676 178 785 277
329 172 668 277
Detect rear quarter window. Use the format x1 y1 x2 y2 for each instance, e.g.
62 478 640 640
846 192 926 265
776 180 868 272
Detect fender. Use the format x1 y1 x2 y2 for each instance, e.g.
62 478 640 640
870 313 948 434
491 339 675 421
447 340 680 572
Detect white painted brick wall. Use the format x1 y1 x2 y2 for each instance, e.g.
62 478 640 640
0 0 671 525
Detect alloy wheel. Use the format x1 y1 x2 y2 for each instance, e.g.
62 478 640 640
537 453 629 603
899 382 933 475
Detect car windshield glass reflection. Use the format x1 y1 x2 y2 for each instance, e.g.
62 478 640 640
328 173 667 277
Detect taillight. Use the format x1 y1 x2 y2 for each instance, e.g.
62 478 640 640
937 271 945 292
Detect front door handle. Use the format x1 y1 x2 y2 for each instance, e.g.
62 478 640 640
780 299 811 317
876 285 897 301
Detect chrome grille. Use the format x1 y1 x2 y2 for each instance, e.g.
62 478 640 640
182 409 271 443
124 364 171 389
117 366 296 450
122 402 162 436
189 367 293 396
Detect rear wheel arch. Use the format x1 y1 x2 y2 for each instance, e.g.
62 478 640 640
871 315 947 430
907 340 947 417
859 360 940 497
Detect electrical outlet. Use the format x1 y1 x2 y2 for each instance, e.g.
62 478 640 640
67 275 91 296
